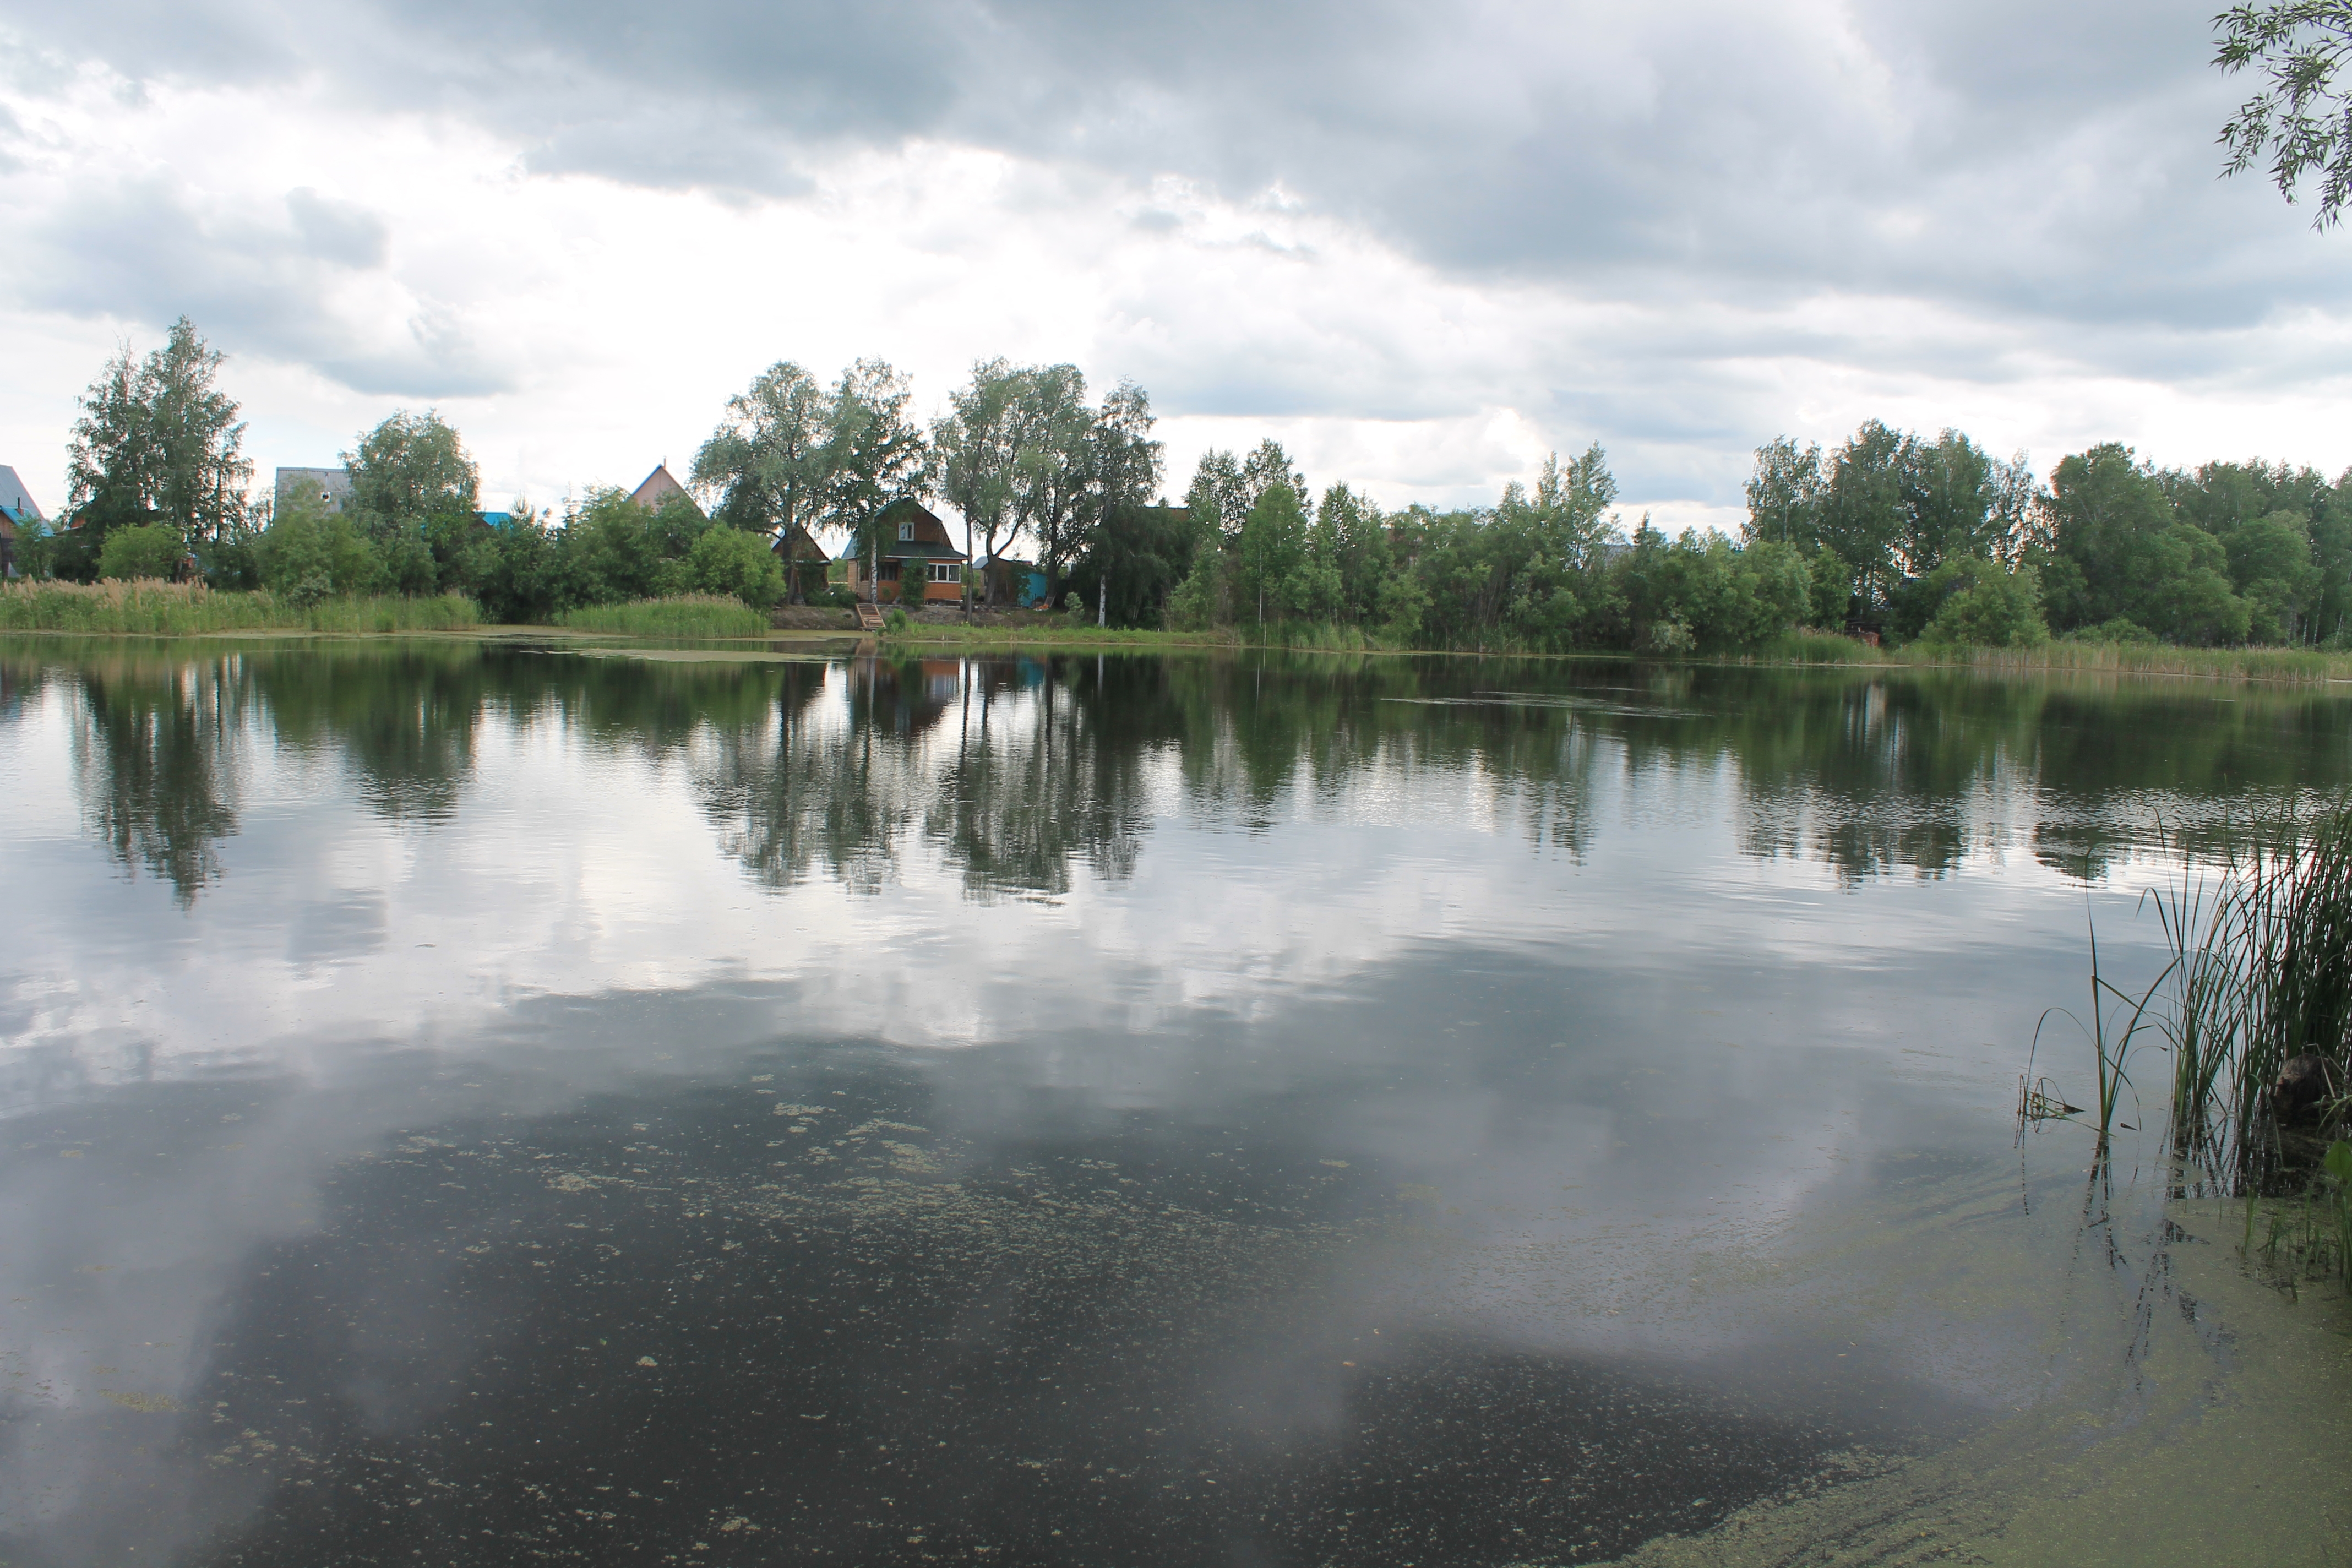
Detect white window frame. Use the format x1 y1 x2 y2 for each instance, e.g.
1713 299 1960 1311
928 562 960 583
898 521 914 541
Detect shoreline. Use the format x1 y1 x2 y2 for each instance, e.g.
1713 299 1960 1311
9 615 2352 686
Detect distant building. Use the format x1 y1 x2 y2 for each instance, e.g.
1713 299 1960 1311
0 465 41 524
842 499 970 604
275 466 352 516
978 556 1049 609
0 466 43 579
628 464 703 516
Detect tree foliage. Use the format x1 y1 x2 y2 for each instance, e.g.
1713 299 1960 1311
2216 2 2352 225
64 316 252 556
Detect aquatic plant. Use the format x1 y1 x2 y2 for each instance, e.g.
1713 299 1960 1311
2030 901 2174 1148
554 595 769 638
2065 807 2352 1286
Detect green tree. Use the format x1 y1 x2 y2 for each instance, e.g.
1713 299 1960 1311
1816 421 1911 617
1007 364 1096 600
257 498 387 606
347 410 479 529
1079 381 1165 623
1916 558 2049 647
1745 435 1826 548
345 410 482 595
97 524 185 581
679 525 788 608
693 361 835 592
562 488 713 605
1236 483 1309 624
63 317 253 569
932 360 1027 609
471 502 567 624
822 359 928 603
2227 509 2321 640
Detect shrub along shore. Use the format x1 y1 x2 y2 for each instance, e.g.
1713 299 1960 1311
17 581 2352 684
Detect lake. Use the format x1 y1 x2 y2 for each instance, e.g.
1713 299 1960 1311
1 638 2346 1566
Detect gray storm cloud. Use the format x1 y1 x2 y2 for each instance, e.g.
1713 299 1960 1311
0 0 2340 506
4 0 2324 325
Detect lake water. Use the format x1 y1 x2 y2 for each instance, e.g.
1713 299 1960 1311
2 639 2348 1566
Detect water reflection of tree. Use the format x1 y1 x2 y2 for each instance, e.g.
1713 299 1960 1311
34 636 2352 907
68 654 243 907
688 661 910 894
258 645 490 823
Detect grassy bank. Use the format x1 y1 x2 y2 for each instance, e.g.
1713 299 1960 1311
1752 629 2352 684
0 580 480 634
556 595 770 638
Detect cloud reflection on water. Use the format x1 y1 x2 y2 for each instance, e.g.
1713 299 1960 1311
2 642 2347 1562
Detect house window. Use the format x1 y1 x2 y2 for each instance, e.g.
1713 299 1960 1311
928 562 960 583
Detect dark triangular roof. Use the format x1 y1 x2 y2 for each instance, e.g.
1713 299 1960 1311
771 522 829 561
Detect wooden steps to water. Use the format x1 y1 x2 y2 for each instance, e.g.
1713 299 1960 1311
854 602 886 631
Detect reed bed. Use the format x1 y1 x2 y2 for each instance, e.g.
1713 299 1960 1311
554 596 770 638
1804 636 2352 684
2105 810 2352 1287
0 580 480 634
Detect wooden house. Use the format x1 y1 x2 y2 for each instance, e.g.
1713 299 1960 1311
771 521 830 597
842 498 969 604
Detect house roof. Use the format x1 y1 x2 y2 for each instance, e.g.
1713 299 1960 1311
883 540 967 561
0 466 43 522
629 464 696 512
771 522 830 562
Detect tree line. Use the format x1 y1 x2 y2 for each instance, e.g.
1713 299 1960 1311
19 318 2352 651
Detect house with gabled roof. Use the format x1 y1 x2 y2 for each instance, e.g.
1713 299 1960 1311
843 498 969 603
629 464 702 515
0 466 43 578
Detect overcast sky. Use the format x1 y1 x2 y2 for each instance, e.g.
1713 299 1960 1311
0 0 2343 536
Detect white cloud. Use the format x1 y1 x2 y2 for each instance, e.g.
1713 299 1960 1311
0 2 2347 535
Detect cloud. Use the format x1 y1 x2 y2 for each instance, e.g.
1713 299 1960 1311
6 172 511 398
0 0 2348 523
8 0 2321 320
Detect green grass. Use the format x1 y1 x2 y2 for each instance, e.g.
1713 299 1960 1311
1753 629 1883 665
554 595 770 638
0 580 480 634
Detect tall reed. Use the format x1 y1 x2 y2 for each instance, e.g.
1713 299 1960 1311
0 580 478 633
2131 809 2352 1287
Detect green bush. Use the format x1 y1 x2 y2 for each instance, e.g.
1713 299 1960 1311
2076 616 2161 645
96 525 186 581
257 503 386 606
677 526 787 608
1917 558 2048 648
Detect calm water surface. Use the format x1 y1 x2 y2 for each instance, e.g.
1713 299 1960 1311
2 640 2348 1566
